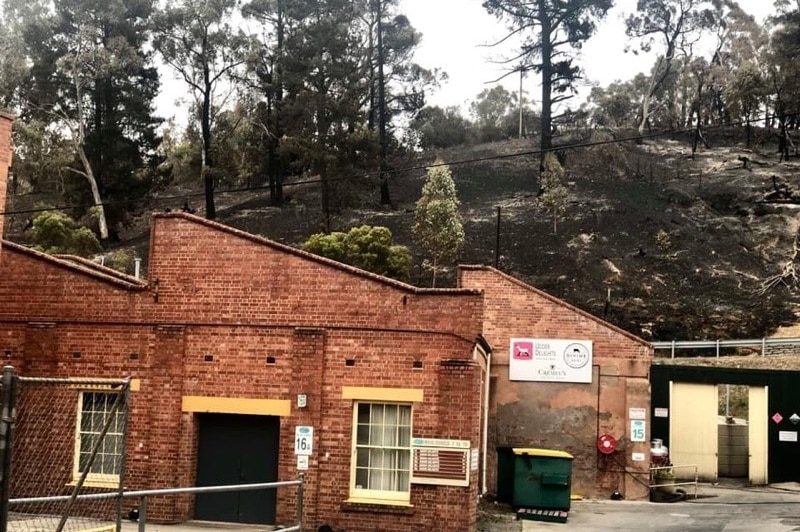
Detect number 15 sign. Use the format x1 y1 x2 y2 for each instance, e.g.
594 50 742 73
295 426 314 455
630 420 646 443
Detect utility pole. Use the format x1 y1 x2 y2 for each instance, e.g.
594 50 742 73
518 67 525 139
494 206 502 268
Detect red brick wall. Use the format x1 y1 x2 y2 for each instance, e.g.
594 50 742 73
458 266 653 501
0 213 485 531
0 113 12 249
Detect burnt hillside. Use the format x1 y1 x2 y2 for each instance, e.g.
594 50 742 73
8 129 800 341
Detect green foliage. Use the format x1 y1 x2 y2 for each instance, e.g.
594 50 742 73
413 161 464 286
26 209 102 256
625 0 725 132
587 81 641 129
103 248 138 275
409 106 472 149
470 85 518 142
538 153 568 234
303 225 411 281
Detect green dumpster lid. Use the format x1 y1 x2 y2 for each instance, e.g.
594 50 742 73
512 448 574 459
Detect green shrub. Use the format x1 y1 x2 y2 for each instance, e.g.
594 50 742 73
303 225 411 282
26 208 102 256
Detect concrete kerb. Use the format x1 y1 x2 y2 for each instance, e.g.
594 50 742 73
108 483 800 531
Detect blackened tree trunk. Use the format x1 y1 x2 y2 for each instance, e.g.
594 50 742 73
377 2 391 206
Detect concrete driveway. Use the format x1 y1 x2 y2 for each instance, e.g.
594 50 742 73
524 482 800 531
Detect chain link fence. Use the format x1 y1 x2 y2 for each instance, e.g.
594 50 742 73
0 366 305 531
0 368 130 532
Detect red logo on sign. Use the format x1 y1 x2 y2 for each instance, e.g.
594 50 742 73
772 412 783 424
512 341 534 360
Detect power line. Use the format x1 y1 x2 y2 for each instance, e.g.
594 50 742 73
2 110 797 217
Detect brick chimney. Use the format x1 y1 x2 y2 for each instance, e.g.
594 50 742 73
0 113 12 252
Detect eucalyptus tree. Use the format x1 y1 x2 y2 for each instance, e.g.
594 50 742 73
4 0 161 241
725 61 766 147
153 0 249 220
625 0 724 135
587 80 642 129
470 85 525 142
765 5 800 159
0 9 29 110
483 0 613 187
413 160 464 288
538 152 567 234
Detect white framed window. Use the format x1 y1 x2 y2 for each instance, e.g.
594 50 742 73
350 402 412 503
73 391 125 485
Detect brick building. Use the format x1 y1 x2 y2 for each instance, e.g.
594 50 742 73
459 266 653 501
0 114 655 530
0 212 487 531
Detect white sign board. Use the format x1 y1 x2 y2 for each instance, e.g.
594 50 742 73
654 408 669 418
411 438 471 449
295 426 313 456
630 420 646 442
629 408 647 420
779 431 798 442
471 448 480 471
297 455 309 470
509 338 593 383
632 452 646 462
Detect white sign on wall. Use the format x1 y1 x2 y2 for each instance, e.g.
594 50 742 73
295 426 313 456
509 338 593 383
297 455 309 470
629 408 647 420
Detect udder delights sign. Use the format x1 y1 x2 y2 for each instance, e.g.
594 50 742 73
509 338 593 383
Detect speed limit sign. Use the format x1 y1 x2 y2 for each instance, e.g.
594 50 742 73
295 426 314 456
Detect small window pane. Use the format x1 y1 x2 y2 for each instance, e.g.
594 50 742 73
357 403 370 424
357 424 369 445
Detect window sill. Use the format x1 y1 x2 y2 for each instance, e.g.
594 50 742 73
67 480 121 489
342 499 414 515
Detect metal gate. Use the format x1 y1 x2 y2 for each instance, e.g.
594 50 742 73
669 382 718 481
651 365 800 485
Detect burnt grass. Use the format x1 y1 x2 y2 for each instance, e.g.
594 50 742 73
10 128 800 342
303 129 800 342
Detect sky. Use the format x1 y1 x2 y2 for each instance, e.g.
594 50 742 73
156 0 779 126
401 0 779 113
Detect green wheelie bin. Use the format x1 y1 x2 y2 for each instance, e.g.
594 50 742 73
511 448 573 511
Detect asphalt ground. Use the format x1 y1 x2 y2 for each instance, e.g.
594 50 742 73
525 482 800 531
108 481 800 531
